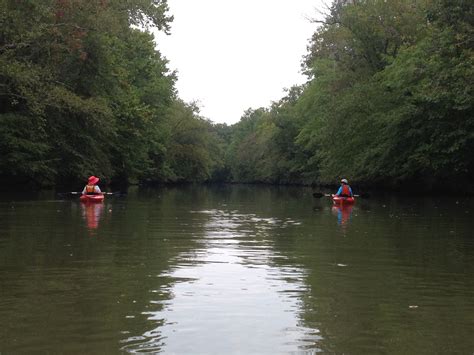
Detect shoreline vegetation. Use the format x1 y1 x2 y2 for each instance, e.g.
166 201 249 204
0 181 472 197
1 0 472 194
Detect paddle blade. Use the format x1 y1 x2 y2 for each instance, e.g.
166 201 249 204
354 193 370 198
104 192 127 197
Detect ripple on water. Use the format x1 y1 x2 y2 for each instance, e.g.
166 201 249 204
119 208 319 354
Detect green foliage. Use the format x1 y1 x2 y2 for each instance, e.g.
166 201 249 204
371 0 474 185
226 108 269 182
0 0 212 186
158 100 222 183
225 0 473 191
1 0 472 191
0 113 54 185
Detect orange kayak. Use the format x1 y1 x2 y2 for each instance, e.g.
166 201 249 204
332 194 355 205
80 194 104 203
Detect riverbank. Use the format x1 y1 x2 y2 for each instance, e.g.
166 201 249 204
1 179 472 197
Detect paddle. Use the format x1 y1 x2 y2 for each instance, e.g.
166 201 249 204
312 192 370 198
312 192 331 198
58 191 126 197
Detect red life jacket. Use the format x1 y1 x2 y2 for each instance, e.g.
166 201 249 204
340 184 351 197
85 185 97 195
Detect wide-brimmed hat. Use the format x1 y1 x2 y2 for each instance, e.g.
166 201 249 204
88 176 99 185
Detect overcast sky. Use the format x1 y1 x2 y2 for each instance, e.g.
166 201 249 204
155 0 327 125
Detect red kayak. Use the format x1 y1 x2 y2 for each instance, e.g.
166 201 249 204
80 194 104 203
332 194 355 205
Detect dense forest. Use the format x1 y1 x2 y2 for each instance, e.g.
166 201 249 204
1 0 473 191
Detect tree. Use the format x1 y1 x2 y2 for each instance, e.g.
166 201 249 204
0 0 175 186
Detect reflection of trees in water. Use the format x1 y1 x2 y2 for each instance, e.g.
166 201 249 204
108 187 217 351
3 187 472 353
113 190 474 354
0 187 216 353
271 196 474 354
121 185 320 353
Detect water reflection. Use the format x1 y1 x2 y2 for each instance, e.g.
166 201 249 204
120 208 320 353
80 202 104 231
331 205 353 228
1 186 473 354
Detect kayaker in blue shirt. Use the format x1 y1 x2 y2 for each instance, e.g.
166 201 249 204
335 178 353 197
82 176 102 195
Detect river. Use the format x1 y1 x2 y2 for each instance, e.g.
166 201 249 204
0 185 473 353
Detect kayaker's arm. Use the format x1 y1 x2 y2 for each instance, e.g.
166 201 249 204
335 186 343 196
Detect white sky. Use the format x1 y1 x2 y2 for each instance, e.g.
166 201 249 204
155 0 327 125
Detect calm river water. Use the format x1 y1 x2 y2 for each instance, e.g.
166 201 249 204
0 185 473 353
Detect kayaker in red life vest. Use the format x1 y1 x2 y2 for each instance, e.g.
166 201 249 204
335 178 353 197
82 176 102 195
